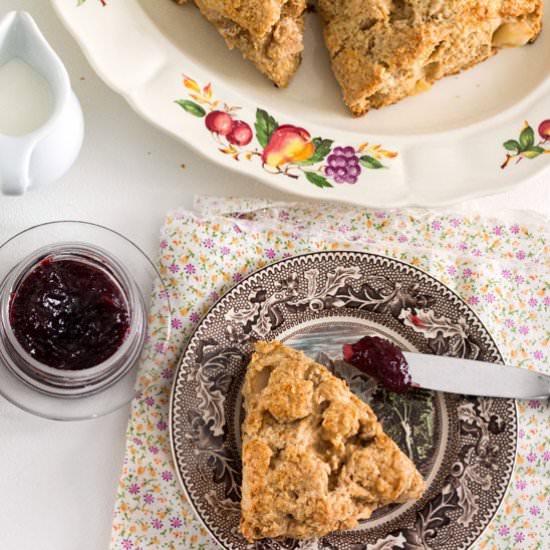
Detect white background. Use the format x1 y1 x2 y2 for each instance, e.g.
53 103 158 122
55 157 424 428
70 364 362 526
0 2 549 550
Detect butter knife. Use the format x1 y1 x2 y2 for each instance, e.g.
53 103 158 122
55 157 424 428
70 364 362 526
402 352 550 399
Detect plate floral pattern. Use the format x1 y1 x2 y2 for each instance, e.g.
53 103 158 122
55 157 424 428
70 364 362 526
170 251 517 550
175 76 397 190
501 120 550 169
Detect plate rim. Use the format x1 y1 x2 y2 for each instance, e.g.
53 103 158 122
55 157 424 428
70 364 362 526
51 0 550 208
168 249 518 550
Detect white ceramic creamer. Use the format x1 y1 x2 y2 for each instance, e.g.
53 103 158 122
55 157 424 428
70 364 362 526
0 11 84 195
0 57 54 137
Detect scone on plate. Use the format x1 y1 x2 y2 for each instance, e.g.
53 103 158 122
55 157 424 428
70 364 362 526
177 0 307 87
317 0 543 116
240 340 425 541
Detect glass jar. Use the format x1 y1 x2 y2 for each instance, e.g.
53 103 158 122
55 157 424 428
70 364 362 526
0 221 170 420
0 243 146 398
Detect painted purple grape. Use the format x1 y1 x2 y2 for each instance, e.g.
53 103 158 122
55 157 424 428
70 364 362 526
324 146 362 184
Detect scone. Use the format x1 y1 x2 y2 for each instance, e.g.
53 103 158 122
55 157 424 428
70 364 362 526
177 0 307 87
240 340 425 541
317 0 543 116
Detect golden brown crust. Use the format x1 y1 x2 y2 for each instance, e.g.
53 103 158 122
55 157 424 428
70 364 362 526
240 341 425 541
317 0 543 116
193 0 301 37
191 0 307 87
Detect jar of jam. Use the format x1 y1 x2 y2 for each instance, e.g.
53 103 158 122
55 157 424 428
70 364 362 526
0 243 146 397
0 221 170 420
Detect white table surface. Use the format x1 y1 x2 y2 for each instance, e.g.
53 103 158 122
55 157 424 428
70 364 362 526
0 2 549 549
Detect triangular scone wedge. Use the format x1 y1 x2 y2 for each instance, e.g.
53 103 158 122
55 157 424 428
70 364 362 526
240 340 425 541
317 0 543 116
189 0 307 88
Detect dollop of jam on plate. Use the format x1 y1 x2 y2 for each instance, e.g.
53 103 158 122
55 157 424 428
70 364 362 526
343 335 412 393
9 256 130 370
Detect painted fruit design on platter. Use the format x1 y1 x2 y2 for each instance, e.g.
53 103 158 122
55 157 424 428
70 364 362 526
205 111 234 137
227 120 253 147
175 75 398 189
205 111 253 147
262 125 315 168
501 119 550 168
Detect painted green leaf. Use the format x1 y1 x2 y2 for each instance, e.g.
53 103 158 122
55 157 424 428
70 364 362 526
255 109 279 148
522 146 545 159
519 125 535 149
296 138 334 165
175 100 206 117
305 171 333 188
360 155 385 169
503 139 520 153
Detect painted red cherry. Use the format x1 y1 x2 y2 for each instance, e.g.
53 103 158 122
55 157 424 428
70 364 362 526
205 111 233 136
538 119 550 142
226 120 253 146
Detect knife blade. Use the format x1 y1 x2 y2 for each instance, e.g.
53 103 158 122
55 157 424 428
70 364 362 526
402 352 550 399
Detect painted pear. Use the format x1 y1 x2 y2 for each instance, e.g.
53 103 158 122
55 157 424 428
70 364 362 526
262 125 315 168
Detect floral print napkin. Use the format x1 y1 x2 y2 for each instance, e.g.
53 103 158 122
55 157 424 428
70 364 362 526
111 197 550 550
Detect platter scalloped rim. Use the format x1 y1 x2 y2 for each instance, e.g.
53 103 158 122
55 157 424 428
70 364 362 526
51 0 550 206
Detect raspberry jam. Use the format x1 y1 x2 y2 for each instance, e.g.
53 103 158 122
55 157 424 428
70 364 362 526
9 255 130 370
343 335 412 393
0 231 151 417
